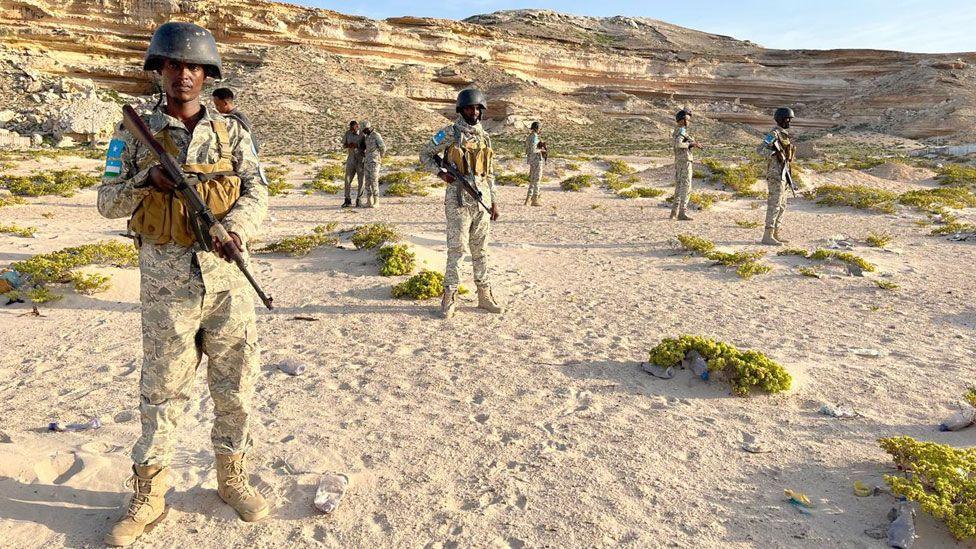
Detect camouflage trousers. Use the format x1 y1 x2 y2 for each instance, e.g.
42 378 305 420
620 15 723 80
131 279 259 467
673 160 693 213
360 158 381 203
527 157 543 198
445 201 491 288
765 163 788 229
344 153 364 201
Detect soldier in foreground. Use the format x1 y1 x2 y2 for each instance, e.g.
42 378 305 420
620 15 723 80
420 88 504 319
757 107 796 245
670 109 701 220
96 22 269 546
360 120 385 208
524 121 546 206
342 120 364 208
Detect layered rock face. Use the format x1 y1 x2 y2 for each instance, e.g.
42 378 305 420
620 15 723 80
1 1 974 151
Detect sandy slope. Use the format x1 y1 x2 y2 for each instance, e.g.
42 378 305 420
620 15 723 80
1 155 975 548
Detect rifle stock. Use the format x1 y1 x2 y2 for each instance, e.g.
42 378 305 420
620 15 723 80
431 152 491 212
121 105 274 310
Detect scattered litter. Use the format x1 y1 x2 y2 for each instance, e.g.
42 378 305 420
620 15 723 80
313 472 349 514
824 237 855 250
939 406 976 432
741 431 770 453
0 269 22 294
853 480 882 497
820 403 860 419
683 350 709 381
640 362 674 379
49 417 102 432
290 316 319 322
887 497 917 549
851 348 882 358
278 359 307 376
785 489 814 514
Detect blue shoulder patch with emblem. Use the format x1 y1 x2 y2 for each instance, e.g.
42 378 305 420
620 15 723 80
431 130 446 145
678 127 687 136
106 139 125 160
763 133 776 145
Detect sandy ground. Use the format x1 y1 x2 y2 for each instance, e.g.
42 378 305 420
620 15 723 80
1 154 975 548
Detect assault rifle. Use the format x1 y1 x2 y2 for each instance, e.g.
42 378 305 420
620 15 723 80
432 152 491 212
771 139 798 198
121 105 274 310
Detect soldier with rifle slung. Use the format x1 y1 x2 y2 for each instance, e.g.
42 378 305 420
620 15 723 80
420 88 505 319
757 107 798 246
96 21 270 546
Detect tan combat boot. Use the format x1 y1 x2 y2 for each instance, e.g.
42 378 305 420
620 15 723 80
477 285 505 314
215 453 270 522
761 228 783 246
531 195 541 206
773 227 788 243
669 206 678 220
677 211 693 221
104 465 169 547
523 192 531 206
440 286 458 319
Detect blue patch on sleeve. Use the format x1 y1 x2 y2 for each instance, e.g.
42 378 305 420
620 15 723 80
106 139 125 160
104 159 123 177
678 127 687 137
763 133 775 145
431 130 446 145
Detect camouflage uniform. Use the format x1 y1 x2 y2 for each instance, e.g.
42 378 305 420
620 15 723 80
671 126 694 215
525 131 543 200
96 105 267 467
343 129 364 202
360 131 386 206
420 118 496 288
757 126 794 230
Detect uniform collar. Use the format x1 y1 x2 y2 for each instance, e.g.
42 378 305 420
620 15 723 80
454 117 485 136
149 103 216 132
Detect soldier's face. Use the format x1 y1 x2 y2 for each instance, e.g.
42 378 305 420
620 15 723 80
461 105 480 124
161 59 206 104
351 124 360 133
681 117 690 127
780 117 792 129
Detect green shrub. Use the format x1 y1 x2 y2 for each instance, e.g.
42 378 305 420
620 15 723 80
803 159 844 173
0 169 99 197
798 266 822 278
936 164 976 187
385 181 429 197
879 436 976 540
377 244 416 276
0 224 36 237
606 159 635 175
618 187 665 199
379 171 426 186
874 280 899 291
560 174 596 192
807 249 875 272
700 158 763 193
866 231 893 248
27 286 63 303
264 166 292 196
392 269 444 300
496 173 529 186
845 157 888 170
565 162 581 171
352 223 400 250
810 184 898 213
304 165 343 194
0 195 26 208
734 219 761 229
71 272 111 294
677 234 771 279
965 387 976 408
12 241 137 284
257 224 338 256
646 335 791 396
733 189 768 200
677 234 715 254
688 191 725 210
931 220 975 236
898 187 976 213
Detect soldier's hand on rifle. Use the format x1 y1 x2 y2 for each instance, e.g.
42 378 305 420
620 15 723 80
213 231 243 263
438 169 456 184
490 203 500 221
148 165 177 192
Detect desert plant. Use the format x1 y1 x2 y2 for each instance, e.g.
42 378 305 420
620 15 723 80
257 224 338 256
936 164 976 187
377 244 416 277
646 335 791 396
71 272 111 294
305 165 343 194
606 159 635 175
810 184 898 213
874 280 899 291
0 223 36 237
496 173 529 186
618 187 665 199
700 158 763 193
866 231 893 248
734 219 761 229
352 223 401 250
560 174 596 192
798 266 822 278
898 187 976 213
264 166 292 196
0 195 26 208
808 249 876 272
878 436 976 540
677 234 771 279
12 241 137 284
391 269 444 300
27 286 63 303
0 169 99 197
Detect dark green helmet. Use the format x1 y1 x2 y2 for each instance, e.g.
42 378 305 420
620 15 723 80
774 107 795 122
456 88 487 113
530 121 541 130
675 109 692 122
144 22 222 79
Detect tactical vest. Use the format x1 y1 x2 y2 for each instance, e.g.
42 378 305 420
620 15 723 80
129 119 241 247
446 127 493 177
777 130 796 162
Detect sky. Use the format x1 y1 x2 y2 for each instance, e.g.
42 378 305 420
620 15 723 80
300 0 976 53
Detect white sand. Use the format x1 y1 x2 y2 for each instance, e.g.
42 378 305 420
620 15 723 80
1 155 974 547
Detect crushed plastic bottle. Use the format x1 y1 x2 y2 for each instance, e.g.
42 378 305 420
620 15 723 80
819 403 858 419
49 417 102 432
939 407 976 432
313 472 349 514
683 350 709 381
888 497 917 549
278 359 307 376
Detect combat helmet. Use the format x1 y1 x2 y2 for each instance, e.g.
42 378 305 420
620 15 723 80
456 88 488 113
675 109 692 122
773 107 795 123
144 22 223 79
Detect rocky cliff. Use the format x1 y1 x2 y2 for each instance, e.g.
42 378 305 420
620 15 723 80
1 1 974 152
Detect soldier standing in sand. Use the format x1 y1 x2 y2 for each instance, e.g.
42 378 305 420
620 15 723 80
342 120 364 208
670 109 701 221
359 120 385 208
420 88 505 319
524 121 546 206
757 107 796 245
96 22 269 546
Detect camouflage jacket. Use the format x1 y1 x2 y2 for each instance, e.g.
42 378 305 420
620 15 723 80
364 131 386 163
420 117 497 208
525 131 542 162
672 126 695 163
96 104 268 295
757 126 795 170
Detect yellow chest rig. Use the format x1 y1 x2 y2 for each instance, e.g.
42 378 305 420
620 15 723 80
445 127 493 178
777 130 796 162
129 120 241 247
